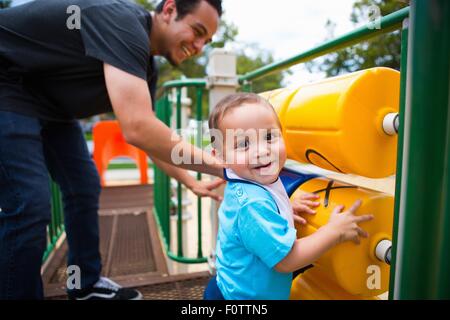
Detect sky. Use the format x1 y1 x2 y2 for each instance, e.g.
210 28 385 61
221 0 357 86
11 0 360 86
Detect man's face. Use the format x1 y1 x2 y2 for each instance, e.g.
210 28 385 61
161 0 219 65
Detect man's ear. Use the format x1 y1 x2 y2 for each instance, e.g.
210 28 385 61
161 0 177 22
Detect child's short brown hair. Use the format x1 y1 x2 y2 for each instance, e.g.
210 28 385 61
208 92 280 132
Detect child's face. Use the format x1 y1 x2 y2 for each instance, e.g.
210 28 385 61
217 103 287 185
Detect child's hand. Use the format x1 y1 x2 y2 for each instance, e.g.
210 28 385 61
292 193 320 225
325 199 374 245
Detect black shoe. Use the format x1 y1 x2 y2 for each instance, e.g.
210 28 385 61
68 277 143 300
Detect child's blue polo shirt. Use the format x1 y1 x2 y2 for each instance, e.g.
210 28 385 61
215 176 297 300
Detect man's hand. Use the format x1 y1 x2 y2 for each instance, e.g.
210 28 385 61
292 193 320 225
188 178 225 202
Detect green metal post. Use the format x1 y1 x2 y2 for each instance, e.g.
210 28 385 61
56 189 62 234
55 183 63 234
162 79 207 90
393 0 450 299
57 186 63 233
154 99 162 229
44 180 65 262
154 94 171 247
51 182 58 239
196 87 204 258
388 18 409 300
154 100 161 225
241 81 253 93
176 88 183 257
50 181 58 242
162 93 171 248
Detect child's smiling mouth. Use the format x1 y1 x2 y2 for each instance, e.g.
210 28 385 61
252 162 272 170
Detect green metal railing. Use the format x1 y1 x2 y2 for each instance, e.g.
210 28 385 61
238 7 409 84
43 181 65 262
153 80 209 263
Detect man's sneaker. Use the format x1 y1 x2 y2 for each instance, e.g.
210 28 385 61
67 277 143 300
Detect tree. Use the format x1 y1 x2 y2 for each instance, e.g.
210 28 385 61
307 0 408 77
236 44 290 94
0 0 12 9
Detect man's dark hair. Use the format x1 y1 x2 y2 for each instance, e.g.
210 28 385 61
156 0 223 19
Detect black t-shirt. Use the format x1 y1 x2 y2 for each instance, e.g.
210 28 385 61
0 0 157 121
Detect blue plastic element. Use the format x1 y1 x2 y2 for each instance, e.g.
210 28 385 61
279 167 318 197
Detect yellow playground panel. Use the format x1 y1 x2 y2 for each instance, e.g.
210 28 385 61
261 67 400 299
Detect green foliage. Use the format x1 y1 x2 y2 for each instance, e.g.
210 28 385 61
236 44 290 94
0 0 12 9
134 0 155 10
307 0 408 77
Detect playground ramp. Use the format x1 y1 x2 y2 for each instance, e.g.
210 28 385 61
42 184 211 300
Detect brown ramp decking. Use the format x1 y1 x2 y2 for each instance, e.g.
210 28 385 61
42 184 211 299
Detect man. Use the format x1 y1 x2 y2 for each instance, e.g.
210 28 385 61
0 0 224 300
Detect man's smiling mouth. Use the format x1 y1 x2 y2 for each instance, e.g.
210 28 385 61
182 45 193 58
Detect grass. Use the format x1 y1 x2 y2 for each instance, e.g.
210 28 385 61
106 162 154 170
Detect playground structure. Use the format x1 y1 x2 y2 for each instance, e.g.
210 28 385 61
42 2 449 299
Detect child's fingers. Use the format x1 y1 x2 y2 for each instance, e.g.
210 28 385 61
354 214 374 223
347 199 363 214
202 190 223 201
293 204 316 215
356 227 369 238
299 193 320 200
297 200 320 208
353 236 361 245
331 204 345 215
293 215 307 225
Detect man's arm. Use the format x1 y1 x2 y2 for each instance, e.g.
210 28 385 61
150 155 224 201
103 63 223 178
